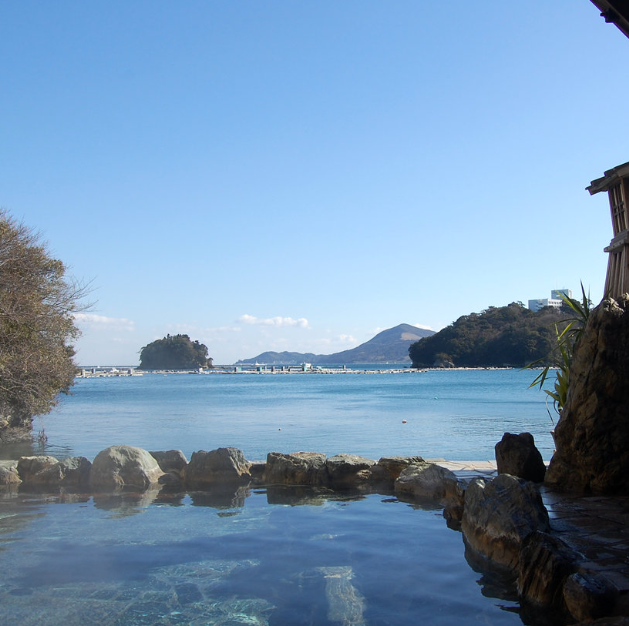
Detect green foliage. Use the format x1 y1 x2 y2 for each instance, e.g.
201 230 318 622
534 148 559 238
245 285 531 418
526 285 591 416
139 334 211 370
0 210 88 434
408 302 567 368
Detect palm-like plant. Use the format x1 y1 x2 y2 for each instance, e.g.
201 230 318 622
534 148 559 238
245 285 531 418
527 284 591 420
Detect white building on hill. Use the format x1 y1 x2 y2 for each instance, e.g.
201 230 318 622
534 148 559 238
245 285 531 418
528 288 572 312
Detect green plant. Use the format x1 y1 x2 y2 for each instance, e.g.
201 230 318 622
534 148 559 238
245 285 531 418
526 284 591 419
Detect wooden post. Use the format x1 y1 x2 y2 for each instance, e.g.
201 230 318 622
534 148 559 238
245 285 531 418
587 161 629 298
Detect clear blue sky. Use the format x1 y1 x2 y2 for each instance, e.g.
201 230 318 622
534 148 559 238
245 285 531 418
2 1 627 365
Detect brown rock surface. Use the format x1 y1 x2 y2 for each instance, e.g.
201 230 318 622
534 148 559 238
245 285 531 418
461 474 550 571
545 296 629 493
495 432 546 482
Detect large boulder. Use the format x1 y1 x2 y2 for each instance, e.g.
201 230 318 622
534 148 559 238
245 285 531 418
326 454 376 488
90 445 164 491
184 447 251 489
264 452 329 486
546 296 629 493
495 432 546 482
461 473 550 572
394 461 463 502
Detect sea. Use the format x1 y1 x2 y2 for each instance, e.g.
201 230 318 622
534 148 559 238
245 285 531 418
0 367 555 626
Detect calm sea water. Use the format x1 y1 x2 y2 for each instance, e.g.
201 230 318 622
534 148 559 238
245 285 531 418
0 368 553 625
31 368 555 462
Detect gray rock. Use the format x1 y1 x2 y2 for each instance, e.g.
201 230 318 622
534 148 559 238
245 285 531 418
495 432 546 482
149 450 188 475
394 462 463 502
184 447 251 489
545 296 629 493
326 454 376 487
264 452 329 486
461 474 550 571
17 456 59 483
90 445 164 491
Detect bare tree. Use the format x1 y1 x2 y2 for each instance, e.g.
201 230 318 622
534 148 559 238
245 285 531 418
0 210 90 439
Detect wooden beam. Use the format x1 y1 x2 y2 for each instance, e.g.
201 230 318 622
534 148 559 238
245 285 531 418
590 0 629 39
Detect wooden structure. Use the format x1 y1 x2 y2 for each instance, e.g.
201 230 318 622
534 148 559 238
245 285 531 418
587 162 629 298
590 1 629 39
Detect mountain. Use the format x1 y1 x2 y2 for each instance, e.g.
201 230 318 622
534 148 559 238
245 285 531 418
237 323 435 365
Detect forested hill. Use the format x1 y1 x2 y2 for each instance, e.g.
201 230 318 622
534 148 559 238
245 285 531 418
237 323 435 365
408 303 568 368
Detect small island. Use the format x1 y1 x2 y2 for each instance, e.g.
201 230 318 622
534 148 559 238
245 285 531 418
139 334 213 370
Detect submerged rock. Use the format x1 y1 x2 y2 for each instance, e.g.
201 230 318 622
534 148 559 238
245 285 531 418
461 474 550 572
495 432 546 483
90 445 164 491
184 447 251 489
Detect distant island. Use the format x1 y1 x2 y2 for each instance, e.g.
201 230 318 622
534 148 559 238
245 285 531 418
237 323 435 365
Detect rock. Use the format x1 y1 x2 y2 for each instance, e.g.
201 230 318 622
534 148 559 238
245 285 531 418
90 445 164 491
249 461 266 485
563 571 616 622
545 296 629 494
326 454 376 487
461 474 550 572
57 457 92 489
0 460 21 486
184 447 251 489
394 461 463 502
517 531 579 610
17 456 59 483
369 456 424 484
149 450 188 476
264 452 329 486
495 432 546 482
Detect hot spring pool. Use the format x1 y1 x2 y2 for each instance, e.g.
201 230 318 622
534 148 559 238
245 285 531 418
0 486 523 626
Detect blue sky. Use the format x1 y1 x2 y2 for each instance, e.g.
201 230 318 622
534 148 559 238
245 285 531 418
2 1 628 365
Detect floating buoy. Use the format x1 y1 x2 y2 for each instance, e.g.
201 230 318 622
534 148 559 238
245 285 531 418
402 420 407 424
278 428 281 431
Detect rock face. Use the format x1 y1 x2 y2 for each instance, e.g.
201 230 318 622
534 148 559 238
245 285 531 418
546 296 629 493
184 447 251 489
461 474 550 571
90 445 164 491
495 432 546 483
264 452 329 486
